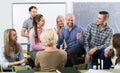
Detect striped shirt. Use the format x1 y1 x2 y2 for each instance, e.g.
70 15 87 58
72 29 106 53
84 23 113 51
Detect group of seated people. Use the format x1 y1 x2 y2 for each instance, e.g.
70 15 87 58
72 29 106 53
0 10 120 72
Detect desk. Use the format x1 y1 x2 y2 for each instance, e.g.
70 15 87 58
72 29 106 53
80 69 120 73
2 69 120 73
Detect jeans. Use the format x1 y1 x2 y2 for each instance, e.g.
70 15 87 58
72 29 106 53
88 48 112 69
67 45 85 65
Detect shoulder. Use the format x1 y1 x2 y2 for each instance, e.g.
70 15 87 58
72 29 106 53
29 28 35 33
36 51 44 57
58 50 67 56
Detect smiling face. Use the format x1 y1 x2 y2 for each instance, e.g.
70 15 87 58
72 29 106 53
29 8 37 18
96 14 107 26
56 17 64 27
65 13 75 28
37 16 45 28
10 30 17 42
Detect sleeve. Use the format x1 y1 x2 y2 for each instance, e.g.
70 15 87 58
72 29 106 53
18 45 25 65
78 28 85 46
22 20 28 29
95 29 113 50
84 24 91 52
61 50 67 66
0 46 9 69
29 29 45 51
35 52 40 68
56 28 64 49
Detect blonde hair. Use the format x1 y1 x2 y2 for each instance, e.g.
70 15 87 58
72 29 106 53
40 29 58 47
56 15 64 32
4 29 20 59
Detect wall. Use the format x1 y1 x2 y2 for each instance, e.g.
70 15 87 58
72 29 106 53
0 0 119 45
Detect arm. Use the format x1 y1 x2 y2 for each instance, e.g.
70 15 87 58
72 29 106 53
61 50 67 66
35 52 40 68
56 28 64 49
0 46 25 69
21 28 29 37
18 45 27 65
84 25 91 52
29 29 45 51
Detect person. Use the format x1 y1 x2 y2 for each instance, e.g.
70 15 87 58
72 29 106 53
55 15 65 49
56 13 85 66
35 29 67 72
104 33 120 69
85 11 113 69
21 6 37 53
55 15 65 36
29 14 45 62
0 29 27 71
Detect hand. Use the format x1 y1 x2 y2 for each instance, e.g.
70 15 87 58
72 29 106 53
20 58 27 64
104 51 110 58
85 52 91 63
89 48 97 55
76 32 82 40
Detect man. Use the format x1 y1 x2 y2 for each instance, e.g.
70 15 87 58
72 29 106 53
21 6 37 52
85 11 113 69
57 13 85 66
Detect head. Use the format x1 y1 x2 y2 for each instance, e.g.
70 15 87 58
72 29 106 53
33 14 45 28
56 15 65 29
96 11 109 26
33 14 45 43
4 29 17 44
29 6 37 18
4 29 20 59
65 13 75 28
112 33 120 64
40 29 58 47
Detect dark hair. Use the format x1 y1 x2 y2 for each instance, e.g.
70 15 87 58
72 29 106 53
32 14 43 43
29 6 37 12
99 11 109 18
112 33 120 65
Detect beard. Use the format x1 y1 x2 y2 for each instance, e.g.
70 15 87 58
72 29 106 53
67 23 73 27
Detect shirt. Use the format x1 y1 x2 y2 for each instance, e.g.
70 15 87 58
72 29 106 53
35 50 67 72
0 44 24 70
57 24 84 49
29 28 45 51
22 17 32 43
84 23 113 51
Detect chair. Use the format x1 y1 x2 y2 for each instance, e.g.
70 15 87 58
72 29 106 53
12 66 31 72
0 65 3 72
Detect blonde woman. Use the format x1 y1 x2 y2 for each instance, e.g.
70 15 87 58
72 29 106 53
55 15 65 36
0 29 27 71
35 29 67 72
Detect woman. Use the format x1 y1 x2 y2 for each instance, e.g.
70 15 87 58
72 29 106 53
29 14 45 62
35 29 67 72
104 33 120 69
55 15 65 36
0 29 27 71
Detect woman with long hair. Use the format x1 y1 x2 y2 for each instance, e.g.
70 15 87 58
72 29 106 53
0 29 27 70
29 14 45 62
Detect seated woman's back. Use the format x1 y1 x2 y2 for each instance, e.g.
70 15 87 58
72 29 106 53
35 49 67 72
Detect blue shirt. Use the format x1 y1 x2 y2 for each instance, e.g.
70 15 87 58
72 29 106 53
57 24 84 49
